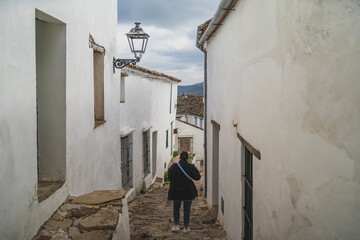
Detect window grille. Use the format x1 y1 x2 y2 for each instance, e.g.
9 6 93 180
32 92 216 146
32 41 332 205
178 137 193 153
221 196 224 215
170 84 173 113
243 147 253 240
166 130 169 148
121 135 133 189
171 122 173 154
143 131 150 176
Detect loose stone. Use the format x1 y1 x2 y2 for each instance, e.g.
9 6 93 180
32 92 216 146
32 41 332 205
73 230 112 240
79 209 119 231
68 227 81 238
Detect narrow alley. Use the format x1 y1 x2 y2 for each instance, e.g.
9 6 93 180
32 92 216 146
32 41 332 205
128 181 227 240
2 0 360 239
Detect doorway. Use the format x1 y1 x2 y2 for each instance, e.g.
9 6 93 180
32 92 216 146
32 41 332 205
212 125 219 206
152 131 158 178
121 134 133 189
36 10 66 202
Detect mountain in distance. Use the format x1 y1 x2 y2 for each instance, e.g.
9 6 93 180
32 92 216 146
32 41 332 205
178 82 204 95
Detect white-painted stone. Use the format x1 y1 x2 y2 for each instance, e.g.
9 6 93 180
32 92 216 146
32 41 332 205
112 199 130 240
175 120 204 161
0 0 153 239
203 0 360 239
121 67 178 192
177 114 204 129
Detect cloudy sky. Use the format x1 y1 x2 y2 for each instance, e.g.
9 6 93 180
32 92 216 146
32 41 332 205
117 0 219 86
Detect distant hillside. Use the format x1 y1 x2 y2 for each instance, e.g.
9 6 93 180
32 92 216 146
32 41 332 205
178 82 203 95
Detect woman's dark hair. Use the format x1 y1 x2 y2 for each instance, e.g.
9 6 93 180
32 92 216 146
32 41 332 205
180 151 188 161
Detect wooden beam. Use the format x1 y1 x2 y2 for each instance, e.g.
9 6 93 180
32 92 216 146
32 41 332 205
211 119 220 130
237 132 261 160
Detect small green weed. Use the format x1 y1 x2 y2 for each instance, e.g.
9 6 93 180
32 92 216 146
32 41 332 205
172 150 180 157
164 171 170 183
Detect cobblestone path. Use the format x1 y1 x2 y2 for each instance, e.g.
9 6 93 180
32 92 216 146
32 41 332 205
128 183 227 240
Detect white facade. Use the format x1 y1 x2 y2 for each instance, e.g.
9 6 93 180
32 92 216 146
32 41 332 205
177 114 204 129
0 0 124 239
200 0 360 239
175 119 204 161
120 66 179 192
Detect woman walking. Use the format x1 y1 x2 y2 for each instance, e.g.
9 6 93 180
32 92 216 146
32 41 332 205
168 151 201 234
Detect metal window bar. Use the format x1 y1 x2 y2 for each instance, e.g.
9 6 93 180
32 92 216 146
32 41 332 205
178 137 193 153
121 135 133 188
243 147 253 240
166 130 169 148
143 131 150 176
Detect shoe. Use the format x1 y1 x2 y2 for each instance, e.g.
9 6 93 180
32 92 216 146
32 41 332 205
171 225 180 232
183 227 191 234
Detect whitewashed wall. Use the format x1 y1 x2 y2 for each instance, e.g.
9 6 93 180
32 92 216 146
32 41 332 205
205 0 360 239
177 114 204 129
175 120 204 161
0 0 122 239
120 68 178 191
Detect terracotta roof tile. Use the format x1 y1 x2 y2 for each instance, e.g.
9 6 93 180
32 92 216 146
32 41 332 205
177 94 204 117
198 18 212 33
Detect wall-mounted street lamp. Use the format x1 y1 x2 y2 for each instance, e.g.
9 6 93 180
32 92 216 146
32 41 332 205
113 22 150 72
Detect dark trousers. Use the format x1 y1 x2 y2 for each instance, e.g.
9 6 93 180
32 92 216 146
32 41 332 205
173 200 192 226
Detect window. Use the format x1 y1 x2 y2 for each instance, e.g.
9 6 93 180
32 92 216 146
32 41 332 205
166 130 169 148
169 83 173 113
93 39 105 127
178 137 193 152
200 118 203 128
36 10 66 202
121 134 133 189
243 147 253 240
170 121 173 154
143 131 150 176
195 117 198 126
120 73 126 103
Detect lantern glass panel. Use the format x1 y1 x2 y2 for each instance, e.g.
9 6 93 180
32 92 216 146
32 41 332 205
131 38 144 53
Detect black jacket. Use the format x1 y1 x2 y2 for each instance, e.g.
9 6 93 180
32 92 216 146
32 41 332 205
168 159 201 200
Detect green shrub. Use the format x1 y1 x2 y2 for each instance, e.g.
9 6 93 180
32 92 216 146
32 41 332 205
172 150 180 157
164 171 170 183
188 154 193 160
140 186 145 194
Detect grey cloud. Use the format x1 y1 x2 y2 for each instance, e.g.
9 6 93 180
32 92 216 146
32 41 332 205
118 0 218 28
117 0 219 85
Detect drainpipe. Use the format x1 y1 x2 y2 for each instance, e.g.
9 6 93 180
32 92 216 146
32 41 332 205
203 45 208 198
196 0 237 199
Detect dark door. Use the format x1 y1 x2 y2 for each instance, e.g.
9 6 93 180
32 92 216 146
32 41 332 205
243 147 253 240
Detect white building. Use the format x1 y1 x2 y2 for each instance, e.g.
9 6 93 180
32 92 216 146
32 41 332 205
0 0 178 239
176 94 204 129
197 0 360 239
175 94 204 161
175 119 204 162
120 65 180 194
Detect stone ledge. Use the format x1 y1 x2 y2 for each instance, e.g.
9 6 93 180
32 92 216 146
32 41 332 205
32 190 129 240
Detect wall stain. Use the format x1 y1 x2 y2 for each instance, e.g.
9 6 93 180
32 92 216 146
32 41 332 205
287 176 301 209
300 0 360 164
